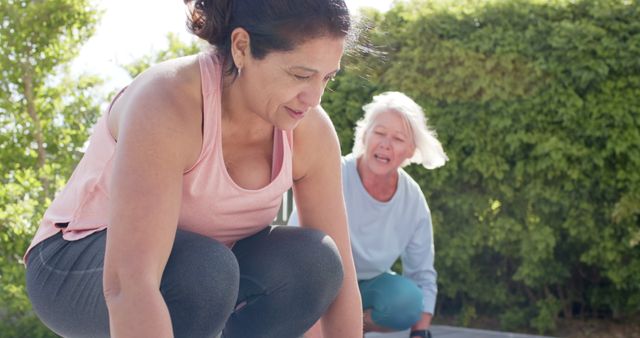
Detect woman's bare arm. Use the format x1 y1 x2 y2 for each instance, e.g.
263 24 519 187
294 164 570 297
103 60 202 337
292 106 362 337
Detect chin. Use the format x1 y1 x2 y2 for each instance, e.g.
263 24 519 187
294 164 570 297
276 119 300 132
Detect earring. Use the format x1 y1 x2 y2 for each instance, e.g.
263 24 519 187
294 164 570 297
237 67 242 76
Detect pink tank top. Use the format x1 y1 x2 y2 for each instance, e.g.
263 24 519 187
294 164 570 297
25 53 293 260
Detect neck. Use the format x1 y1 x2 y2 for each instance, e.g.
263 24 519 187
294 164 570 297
221 73 272 140
356 157 399 202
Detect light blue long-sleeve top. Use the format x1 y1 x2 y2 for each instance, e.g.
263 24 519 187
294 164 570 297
288 153 438 313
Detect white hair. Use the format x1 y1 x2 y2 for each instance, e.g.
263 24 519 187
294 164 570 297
352 91 448 169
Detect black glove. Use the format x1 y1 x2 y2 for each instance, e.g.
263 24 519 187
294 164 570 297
409 329 432 338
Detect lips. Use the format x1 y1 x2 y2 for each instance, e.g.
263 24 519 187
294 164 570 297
374 153 390 163
285 107 305 119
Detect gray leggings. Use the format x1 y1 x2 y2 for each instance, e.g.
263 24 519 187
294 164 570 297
26 225 344 338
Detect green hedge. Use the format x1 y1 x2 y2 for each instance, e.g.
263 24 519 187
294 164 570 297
325 0 640 333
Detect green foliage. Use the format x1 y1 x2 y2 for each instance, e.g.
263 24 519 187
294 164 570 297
0 0 102 336
531 297 561 333
499 306 530 332
120 32 201 78
460 303 478 327
322 67 379 153
324 0 640 333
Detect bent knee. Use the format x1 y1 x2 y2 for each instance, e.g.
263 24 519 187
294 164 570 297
369 277 423 330
371 298 422 330
262 227 344 309
374 310 422 331
288 228 344 288
162 230 239 305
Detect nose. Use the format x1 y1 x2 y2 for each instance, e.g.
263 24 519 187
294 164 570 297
379 137 391 149
298 81 324 107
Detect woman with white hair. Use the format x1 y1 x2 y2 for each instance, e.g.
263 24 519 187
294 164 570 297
290 91 447 338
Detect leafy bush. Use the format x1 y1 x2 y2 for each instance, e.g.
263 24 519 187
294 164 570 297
0 0 101 336
325 0 640 333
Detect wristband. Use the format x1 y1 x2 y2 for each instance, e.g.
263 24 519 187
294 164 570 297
409 329 431 338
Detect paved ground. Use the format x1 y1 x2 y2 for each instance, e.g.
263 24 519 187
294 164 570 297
366 325 555 338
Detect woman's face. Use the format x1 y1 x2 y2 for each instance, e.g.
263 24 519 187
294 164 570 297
361 110 416 176
238 35 345 131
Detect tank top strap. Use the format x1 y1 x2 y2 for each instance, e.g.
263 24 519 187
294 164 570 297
185 52 222 173
284 129 293 151
270 128 294 181
106 86 128 117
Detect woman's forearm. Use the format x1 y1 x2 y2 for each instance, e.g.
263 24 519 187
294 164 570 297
106 287 173 338
321 262 362 337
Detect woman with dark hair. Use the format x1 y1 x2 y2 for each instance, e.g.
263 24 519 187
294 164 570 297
24 1 361 337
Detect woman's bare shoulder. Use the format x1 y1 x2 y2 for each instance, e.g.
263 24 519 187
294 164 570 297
128 54 202 111
108 54 204 167
110 55 202 129
292 105 341 180
295 106 336 141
